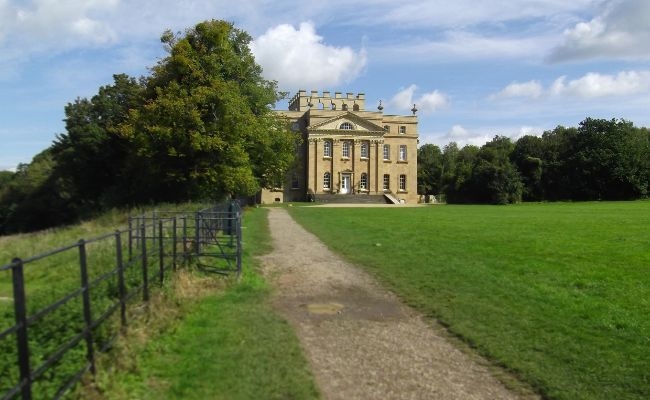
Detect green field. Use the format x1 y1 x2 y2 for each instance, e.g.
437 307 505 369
288 202 650 400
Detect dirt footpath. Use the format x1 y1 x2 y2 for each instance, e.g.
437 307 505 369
259 208 537 400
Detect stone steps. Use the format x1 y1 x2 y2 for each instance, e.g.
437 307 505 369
314 193 392 204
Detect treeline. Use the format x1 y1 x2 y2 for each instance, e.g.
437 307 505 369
0 20 295 235
418 118 650 204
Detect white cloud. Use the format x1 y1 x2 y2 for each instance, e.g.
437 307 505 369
551 70 650 98
388 84 448 113
250 22 367 89
491 70 650 100
491 80 543 100
549 0 650 61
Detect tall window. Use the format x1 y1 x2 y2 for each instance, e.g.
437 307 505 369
383 144 390 160
340 122 353 130
399 174 407 191
291 173 299 189
323 172 331 189
342 141 351 158
399 145 407 161
360 173 368 190
399 125 406 134
324 140 332 157
383 174 390 191
360 141 369 158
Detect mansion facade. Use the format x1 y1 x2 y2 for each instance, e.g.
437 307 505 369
261 90 418 204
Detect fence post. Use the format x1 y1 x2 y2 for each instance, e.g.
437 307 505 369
115 231 127 327
236 211 242 277
182 216 187 264
11 258 32 400
172 217 177 271
158 220 164 286
141 224 149 302
127 217 133 261
78 240 96 376
194 213 200 258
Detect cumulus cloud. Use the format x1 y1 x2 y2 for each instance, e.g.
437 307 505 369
491 80 543 100
388 84 448 113
549 0 650 61
250 22 367 89
491 70 650 100
550 70 650 98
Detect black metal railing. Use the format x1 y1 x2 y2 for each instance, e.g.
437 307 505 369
0 202 241 399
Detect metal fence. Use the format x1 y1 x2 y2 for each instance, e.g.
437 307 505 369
0 201 241 399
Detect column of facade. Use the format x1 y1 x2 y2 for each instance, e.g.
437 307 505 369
374 140 381 194
308 138 317 194
332 139 341 193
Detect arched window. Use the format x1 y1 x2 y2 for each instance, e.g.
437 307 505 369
340 122 353 130
360 173 368 190
323 172 331 189
353 104 360 111
323 140 332 157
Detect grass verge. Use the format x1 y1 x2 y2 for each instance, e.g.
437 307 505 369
288 201 650 400
84 207 319 399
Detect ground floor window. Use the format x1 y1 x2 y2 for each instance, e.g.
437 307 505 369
383 174 390 191
360 173 368 190
323 172 331 189
399 174 406 191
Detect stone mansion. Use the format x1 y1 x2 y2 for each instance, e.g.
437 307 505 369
260 90 419 204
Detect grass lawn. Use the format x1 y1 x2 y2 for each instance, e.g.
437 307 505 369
288 201 650 400
92 207 319 399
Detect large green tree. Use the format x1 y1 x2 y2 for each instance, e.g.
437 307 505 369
52 74 144 209
121 20 295 201
417 144 443 196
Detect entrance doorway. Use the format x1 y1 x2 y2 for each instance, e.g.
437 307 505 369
340 174 351 194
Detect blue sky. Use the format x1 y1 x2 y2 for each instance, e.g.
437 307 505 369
1 0 649 171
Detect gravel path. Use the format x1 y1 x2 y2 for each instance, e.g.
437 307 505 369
260 208 537 400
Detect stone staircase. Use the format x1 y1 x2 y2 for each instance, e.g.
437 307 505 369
314 193 393 204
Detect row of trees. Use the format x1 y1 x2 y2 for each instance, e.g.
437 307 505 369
0 20 296 234
418 118 650 204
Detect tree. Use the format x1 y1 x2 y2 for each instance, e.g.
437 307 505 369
469 136 522 204
121 20 295 201
444 144 479 203
417 144 443 196
511 135 544 201
51 74 144 210
572 118 649 200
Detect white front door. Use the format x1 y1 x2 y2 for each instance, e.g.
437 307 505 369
340 174 351 194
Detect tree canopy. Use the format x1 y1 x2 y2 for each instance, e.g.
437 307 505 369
418 118 650 204
0 19 296 234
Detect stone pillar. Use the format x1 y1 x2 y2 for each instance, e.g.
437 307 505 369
308 138 317 194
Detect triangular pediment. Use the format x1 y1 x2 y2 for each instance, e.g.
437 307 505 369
309 112 385 134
